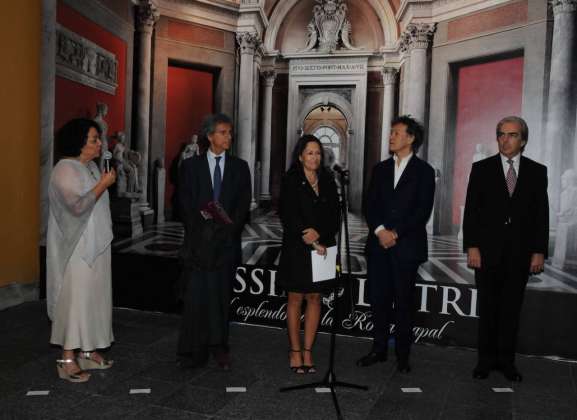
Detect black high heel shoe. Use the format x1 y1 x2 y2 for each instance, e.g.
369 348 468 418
302 348 316 374
289 349 305 374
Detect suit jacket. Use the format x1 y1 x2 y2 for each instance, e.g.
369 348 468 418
365 155 436 263
463 154 549 268
178 153 251 271
278 167 339 285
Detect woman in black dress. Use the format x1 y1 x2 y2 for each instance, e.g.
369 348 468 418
278 135 339 373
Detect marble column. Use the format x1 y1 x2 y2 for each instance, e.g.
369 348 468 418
236 32 261 193
546 0 577 222
399 32 411 115
404 23 436 124
135 0 159 216
380 67 397 160
259 70 275 201
40 0 56 246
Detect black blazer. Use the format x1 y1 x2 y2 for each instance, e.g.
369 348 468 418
278 167 339 285
365 156 435 263
463 154 549 267
178 153 251 270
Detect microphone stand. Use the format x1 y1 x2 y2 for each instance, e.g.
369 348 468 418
280 168 368 420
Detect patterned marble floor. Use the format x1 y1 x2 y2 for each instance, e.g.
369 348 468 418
112 211 577 294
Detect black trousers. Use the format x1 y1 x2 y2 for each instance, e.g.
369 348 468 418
368 252 419 361
475 252 529 370
177 258 235 361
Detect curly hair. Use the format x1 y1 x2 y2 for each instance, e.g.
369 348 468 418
55 118 102 158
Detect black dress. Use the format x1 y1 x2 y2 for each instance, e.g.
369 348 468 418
278 167 339 293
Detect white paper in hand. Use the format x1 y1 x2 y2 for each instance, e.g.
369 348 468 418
311 246 337 282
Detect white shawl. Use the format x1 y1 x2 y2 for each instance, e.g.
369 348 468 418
46 159 113 320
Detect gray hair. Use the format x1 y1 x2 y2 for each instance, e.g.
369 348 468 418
201 113 232 139
496 116 529 145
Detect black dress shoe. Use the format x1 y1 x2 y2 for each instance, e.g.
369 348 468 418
472 367 489 379
356 351 387 367
502 367 522 382
397 361 411 374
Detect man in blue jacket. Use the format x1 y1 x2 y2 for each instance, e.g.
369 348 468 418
357 115 435 373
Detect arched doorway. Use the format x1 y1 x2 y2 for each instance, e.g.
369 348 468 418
303 105 348 168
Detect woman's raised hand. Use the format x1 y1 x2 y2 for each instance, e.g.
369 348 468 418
100 168 116 188
302 228 320 244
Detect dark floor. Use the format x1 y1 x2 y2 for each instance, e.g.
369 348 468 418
1 302 576 420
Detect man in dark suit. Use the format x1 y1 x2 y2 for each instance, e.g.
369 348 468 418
177 113 251 369
463 116 548 382
357 115 435 373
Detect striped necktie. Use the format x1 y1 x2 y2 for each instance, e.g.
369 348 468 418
506 159 517 196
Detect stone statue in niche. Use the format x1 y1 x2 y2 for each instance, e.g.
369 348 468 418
179 134 200 167
553 169 577 269
113 131 141 197
299 0 361 53
93 102 109 171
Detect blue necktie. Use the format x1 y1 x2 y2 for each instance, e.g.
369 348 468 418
213 156 222 201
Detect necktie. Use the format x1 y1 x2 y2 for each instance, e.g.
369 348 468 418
213 156 222 201
506 159 517 196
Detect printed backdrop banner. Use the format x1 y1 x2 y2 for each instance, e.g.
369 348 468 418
230 265 577 359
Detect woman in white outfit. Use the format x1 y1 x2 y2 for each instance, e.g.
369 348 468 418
47 118 116 382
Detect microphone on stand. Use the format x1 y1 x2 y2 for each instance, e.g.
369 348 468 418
332 163 349 176
332 164 350 185
102 151 112 173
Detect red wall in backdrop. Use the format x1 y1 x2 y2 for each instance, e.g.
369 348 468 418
165 66 213 209
55 1 127 145
451 56 524 226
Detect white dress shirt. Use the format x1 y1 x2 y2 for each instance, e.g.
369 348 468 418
393 152 413 189
500 153 520 178
374 153 414 236
207 149 226 187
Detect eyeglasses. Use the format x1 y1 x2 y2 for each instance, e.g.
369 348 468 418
497 131 520 139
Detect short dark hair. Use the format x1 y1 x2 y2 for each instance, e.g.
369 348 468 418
199 113 233 150
496 116 529 151
391 115 424 153
55 118 101 158
290 134 326 172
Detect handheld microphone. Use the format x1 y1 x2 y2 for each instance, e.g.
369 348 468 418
332 163 349 175
103 151 112 172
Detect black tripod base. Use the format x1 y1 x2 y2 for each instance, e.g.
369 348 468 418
279 370 368 420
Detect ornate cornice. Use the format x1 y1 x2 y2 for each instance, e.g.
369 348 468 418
137 0 160 30
236 31 262 55
404 22 436 51
381 67 398 85
399 30 412 55
550 0 577 14
262 70 276 86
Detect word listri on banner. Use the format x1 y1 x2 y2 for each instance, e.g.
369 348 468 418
231 265 479 347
